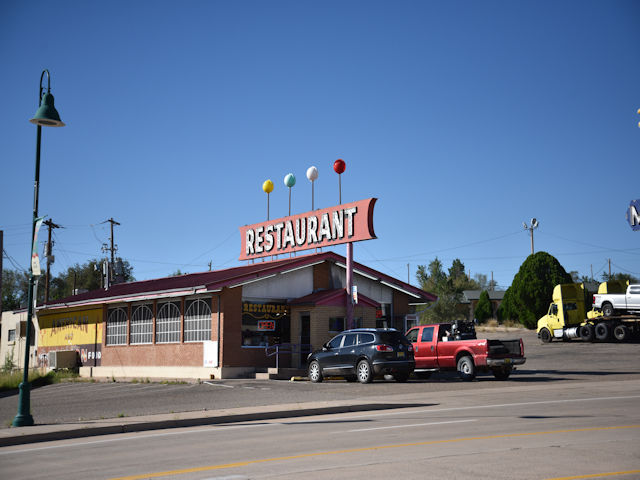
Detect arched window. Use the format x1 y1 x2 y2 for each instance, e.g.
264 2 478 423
106 307 127 345
156 302 181 343
130 304 153 344
184 298 211 342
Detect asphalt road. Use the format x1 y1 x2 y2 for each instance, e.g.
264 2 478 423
1 376 639 479
1 329 639 427
1 329 640 479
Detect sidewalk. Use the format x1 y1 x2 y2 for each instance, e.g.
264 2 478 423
0 398 424 447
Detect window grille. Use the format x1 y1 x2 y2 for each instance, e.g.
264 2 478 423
130 304 153 344
156 302 181 343
184 298 211 342
106 307 128 345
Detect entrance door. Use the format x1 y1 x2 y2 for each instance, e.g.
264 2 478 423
299 312 311 368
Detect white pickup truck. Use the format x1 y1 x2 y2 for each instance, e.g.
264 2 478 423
593 284 640 317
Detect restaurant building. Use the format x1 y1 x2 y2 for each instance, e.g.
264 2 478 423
36 251 436 380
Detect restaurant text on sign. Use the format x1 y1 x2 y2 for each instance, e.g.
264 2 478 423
239 198 377 260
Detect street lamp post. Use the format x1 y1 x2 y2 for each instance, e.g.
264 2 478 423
13 70 65 427
522 218 539 256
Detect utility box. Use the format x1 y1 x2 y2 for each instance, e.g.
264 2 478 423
48 350 78 369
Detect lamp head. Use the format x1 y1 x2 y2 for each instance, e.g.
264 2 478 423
30 92 65 127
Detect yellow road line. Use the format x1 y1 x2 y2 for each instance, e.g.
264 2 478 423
545 470 640 480
109 424 640 480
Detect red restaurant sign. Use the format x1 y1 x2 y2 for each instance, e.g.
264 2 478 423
239 198 377 261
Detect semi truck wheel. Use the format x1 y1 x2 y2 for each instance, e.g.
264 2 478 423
457 356 476 381
539 328 552 343
580 324 594 342
602 303 614 317
595 322 610 341
613 324 629 342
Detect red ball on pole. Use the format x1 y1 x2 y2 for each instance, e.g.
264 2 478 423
333 159 346 174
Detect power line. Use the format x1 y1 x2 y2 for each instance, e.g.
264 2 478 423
2 248 27 273
538 231 640 257
376 230 523 262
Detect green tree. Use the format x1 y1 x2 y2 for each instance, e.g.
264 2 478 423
1 269 30 310
498 252 572 329
416 257 480 324
474 290 493 323
601 272 639 284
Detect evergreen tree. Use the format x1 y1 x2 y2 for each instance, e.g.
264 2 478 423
498 252 572 329
474 290 492 323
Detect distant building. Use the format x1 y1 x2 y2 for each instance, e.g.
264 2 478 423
0 309 38 371
461 290 506 321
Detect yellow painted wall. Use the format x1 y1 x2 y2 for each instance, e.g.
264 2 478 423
38 307 103 348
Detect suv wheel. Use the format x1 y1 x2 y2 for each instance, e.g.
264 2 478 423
308 360 323 383
356 360 373 383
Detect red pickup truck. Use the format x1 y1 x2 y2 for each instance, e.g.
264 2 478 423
405 322 526 381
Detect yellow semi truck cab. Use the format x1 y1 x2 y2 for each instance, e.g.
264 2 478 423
537 283 587 342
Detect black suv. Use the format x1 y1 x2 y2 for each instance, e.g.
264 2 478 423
307 328 415 383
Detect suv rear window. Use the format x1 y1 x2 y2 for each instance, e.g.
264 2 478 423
357 333 375 345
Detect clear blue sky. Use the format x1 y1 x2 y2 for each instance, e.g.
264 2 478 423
1 1 639 290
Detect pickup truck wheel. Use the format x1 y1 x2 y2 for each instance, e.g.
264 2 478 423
580 324 594 342
602 303 614 317
492 366 512 380
539 328 552 344
613 324 629 342
457 356 476 381
308 360 323 383
356 360 373 384
595 322 610 341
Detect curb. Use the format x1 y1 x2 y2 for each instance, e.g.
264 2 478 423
0 402 426 447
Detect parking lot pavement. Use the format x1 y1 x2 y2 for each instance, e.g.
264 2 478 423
0 327 639 444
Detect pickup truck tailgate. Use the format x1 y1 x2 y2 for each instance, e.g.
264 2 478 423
488 339 522 356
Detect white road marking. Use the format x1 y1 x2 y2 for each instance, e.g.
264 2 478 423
342 419 477 433
337 394 640 421
203 381 234 388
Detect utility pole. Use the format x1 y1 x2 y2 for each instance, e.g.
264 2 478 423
101 218 120 284
42 219 61 304
608 258 611 279
491 271 494 291
407 263 410 284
